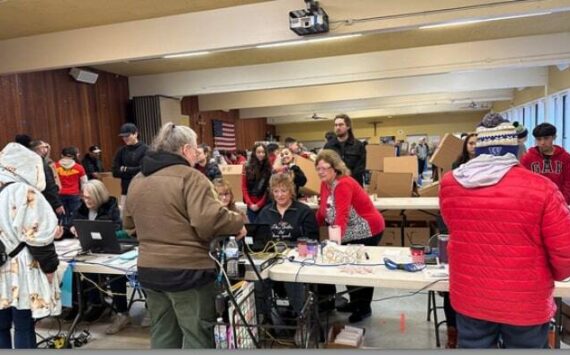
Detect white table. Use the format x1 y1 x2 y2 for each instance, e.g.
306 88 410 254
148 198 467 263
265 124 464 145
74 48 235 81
268 246 570 297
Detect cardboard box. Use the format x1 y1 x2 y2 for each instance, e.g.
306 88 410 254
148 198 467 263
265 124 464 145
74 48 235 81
369 171 414 198
418 181 440 197
365 144 395 171
379 227 402 247
219 164 243 203
99 172 122 199
429 133 463 172
405 210 437 222
384 156 419 179
403 227 430 247
325 324 365 349
295 154 320 195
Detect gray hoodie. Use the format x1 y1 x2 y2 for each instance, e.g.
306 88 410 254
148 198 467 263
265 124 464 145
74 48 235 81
452 153 519 189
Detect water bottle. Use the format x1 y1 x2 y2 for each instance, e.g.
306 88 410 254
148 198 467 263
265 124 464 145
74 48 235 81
225 236 239 278
214 317 228 349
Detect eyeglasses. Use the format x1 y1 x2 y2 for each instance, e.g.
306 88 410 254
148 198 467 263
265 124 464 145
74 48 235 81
316 166 333 172
218 192 231 197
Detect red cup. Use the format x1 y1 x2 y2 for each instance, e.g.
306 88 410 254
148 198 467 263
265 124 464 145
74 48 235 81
410 245 425 264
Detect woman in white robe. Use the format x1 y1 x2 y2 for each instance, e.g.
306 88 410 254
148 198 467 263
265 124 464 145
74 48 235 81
0 142 62 349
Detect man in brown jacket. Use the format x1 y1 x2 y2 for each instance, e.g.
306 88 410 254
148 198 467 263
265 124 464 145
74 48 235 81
124 123 245 349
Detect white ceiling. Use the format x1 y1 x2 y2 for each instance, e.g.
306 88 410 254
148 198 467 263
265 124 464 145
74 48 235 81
2 0 570 125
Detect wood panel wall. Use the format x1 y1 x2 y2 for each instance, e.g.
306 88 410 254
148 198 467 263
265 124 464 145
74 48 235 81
0 68 129 169
181 96 275 151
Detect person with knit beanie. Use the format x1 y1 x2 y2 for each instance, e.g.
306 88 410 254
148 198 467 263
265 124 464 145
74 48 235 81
439 112 570 348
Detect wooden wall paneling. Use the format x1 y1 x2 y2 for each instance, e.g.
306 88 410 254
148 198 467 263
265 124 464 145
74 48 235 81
0 68 129 172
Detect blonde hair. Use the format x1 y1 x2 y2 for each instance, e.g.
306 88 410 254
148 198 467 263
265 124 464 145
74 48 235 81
152 122 197 154
269 173 296 201
315 149 350 177
212 178 237 211
82 179 110 209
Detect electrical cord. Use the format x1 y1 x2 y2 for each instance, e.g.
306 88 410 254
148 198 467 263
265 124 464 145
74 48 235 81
372 278 448 303
208 249 260 348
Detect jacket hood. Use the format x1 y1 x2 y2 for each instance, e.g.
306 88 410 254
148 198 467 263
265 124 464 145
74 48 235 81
58 157 76 169
452 153 519 188
0 142 46 190
527 145 566 159
141 150 190 176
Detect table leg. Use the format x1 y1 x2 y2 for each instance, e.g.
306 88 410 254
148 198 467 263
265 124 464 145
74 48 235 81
555 297 562 349
66 272 84 348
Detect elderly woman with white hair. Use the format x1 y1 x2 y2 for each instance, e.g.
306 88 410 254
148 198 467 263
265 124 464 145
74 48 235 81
0 142 62 349
70 179 131 334
124 122 246 349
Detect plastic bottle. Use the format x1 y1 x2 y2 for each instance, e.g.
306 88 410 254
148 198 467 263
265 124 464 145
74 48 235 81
225 236 240 278
214 317 228 349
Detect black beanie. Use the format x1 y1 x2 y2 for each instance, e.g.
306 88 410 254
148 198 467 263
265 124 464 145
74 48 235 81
532 123 557 138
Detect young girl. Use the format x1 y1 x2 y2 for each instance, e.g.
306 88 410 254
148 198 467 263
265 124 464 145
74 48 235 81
241 143 271 223
272 147 307 198
213 178 248 222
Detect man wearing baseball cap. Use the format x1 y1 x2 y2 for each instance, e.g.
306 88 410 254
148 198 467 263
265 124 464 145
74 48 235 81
520 122 570 204
82 145 104 180
112 123 148 208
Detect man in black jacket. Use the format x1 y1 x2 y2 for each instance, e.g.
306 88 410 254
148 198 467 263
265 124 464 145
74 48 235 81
112 123 148 209
18 136 64 215
82 145 104 180
323 114 367 186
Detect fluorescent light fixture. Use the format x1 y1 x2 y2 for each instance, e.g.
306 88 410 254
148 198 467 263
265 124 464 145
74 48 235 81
419 11 552 29
256 33 362 49
163 51 210 59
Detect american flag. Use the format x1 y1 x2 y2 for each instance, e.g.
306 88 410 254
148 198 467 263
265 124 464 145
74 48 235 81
212 120 237 150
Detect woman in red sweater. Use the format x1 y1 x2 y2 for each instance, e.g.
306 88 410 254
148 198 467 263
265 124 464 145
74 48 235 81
242 143 272 223
315 149 385 323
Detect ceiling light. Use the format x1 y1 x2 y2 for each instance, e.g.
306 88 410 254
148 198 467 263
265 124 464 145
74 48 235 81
256 33 362 49
163 51 210 59
419 11 552 29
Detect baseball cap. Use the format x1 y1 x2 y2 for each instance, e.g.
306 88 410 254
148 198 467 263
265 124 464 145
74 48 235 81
119 123 138 137
89 145 102 153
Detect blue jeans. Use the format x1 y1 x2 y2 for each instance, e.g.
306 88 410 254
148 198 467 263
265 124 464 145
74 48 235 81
0 308 36 349
457 312 549 348
60 195 82 229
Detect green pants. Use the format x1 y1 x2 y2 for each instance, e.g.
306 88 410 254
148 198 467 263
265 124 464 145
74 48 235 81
144 282 218 349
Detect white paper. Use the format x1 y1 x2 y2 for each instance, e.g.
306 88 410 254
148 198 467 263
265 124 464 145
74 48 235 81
90 232 103 240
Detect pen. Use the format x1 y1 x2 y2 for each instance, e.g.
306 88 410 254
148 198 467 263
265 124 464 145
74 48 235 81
365 252 370 260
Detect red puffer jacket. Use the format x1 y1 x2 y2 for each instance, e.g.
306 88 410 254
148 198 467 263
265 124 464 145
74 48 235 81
440 162 570 326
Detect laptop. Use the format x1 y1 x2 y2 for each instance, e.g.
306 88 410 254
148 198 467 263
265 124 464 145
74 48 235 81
75 220 136 254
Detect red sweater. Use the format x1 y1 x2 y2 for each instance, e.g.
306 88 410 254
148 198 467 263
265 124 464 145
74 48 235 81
440 167 570 326
241 172 268 209
55 161 86 196
520 145 570 204
316 176 384 240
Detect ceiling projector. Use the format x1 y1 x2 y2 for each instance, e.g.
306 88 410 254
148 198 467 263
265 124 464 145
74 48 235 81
289 0 329 36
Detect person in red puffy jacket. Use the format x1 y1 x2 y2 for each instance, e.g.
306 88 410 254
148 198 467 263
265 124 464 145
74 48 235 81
520 123 570 204
440 113 570 349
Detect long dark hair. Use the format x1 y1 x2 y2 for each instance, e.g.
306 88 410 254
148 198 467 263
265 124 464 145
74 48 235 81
246 143 271 182
455 133 477 166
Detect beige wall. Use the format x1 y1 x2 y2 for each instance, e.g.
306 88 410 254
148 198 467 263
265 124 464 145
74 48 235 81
276 111 484 142
548 65 570 94
492 65 570 112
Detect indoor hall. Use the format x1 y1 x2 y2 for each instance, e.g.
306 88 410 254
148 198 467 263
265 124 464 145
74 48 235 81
1 0 570 351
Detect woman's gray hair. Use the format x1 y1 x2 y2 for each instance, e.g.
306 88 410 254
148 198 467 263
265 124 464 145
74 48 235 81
152 122 197 154
82 179 109 209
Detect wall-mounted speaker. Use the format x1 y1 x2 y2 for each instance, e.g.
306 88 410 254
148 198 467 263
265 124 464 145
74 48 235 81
69 68 98 84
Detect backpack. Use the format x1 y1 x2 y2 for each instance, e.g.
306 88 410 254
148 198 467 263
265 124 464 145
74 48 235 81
0 182 26 266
